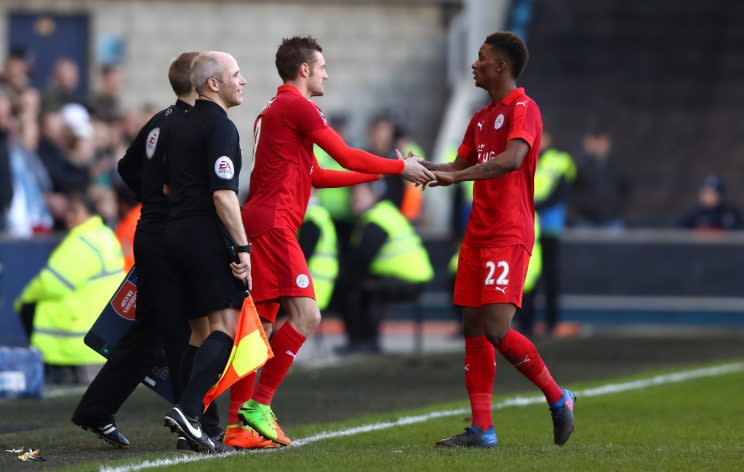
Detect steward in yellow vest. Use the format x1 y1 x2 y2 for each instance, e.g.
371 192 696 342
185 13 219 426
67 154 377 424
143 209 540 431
532 130 576 336
337 183 433 354
298 202 339 311
15 194 124 366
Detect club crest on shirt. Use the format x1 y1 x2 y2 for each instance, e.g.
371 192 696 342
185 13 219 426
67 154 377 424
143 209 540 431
494 114 505 130
296 274 310 289
145 128 160 159
214 156 235 180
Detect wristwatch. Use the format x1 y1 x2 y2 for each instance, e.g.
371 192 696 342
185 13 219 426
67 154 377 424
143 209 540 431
235 244 252 254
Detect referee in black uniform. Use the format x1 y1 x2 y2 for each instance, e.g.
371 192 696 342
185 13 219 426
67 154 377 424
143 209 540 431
161 51 249 454
71 52 200 448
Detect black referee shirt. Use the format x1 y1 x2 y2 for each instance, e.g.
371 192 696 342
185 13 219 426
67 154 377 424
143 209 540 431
165 99 242 221
118 99 192 229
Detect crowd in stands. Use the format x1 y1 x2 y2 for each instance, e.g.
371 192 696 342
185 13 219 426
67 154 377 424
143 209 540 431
0 49 150 237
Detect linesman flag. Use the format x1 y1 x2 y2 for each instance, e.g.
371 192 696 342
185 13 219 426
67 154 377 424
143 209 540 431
203 295 273 410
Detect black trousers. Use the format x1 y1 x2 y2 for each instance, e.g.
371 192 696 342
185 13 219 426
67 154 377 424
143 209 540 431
519 234 561 336
341 276 421 347
540 234 561 332
73 226 189 424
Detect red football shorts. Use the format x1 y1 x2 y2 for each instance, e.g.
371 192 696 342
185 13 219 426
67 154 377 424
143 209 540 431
453 243 530 308
249 228 316 322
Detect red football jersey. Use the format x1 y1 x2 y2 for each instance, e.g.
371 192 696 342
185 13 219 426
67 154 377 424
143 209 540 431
457 87 542 250
242 84 328 236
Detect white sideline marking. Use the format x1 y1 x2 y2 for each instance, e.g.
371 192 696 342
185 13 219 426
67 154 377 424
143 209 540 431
101 362 744 472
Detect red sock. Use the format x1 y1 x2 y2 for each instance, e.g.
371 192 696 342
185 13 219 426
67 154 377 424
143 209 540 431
252 322 306 406
465 336 496 430
495 329 563 404
228 371 256 424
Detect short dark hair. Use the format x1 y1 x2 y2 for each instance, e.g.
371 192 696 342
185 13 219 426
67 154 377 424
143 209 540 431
168 51 199 96
484 32 529 80
68 192 98 215
275 36 323 82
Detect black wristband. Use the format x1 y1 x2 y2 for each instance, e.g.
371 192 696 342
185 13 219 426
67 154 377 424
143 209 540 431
235 243 252 254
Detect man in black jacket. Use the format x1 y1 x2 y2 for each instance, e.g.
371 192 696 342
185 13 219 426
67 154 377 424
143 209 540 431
72 52 211 450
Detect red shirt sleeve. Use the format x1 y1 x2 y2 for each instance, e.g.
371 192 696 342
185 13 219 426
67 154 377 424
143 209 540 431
291 97 329 136
507 100 540 148
310 127 404 175
457 114 479 161
311 155 380 188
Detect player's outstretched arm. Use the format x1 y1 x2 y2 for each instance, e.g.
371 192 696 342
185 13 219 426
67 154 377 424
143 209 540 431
311 127 435 185
402 149 474 173
311 155 379 189
431 139 529 187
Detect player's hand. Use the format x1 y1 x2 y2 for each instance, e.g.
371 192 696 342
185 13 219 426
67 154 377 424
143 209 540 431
396 148 434 169
230 251 252 291
429 171 456 187
399 150 436 185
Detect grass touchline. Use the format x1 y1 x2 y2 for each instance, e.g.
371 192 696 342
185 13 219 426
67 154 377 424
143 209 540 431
100 361 744 472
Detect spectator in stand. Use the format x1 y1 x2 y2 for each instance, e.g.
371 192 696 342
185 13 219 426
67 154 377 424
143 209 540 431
1 90 53 236
88 64 124 123
394 123 426 222
41 58 80 112
679 175 742 231
366 113 406 208
1 47 32 98
36 105 93 228
570 125 629 230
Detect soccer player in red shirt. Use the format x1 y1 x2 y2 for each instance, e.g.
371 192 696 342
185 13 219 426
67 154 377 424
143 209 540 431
226 36 435 448
425 32 575 448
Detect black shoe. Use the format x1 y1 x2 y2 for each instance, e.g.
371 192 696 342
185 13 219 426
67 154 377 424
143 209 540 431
164 407 216 453
550 389 576 446
176 436 197 452
211 436 235 454
72 417 130 449
176 432 232 454
203 425 225 443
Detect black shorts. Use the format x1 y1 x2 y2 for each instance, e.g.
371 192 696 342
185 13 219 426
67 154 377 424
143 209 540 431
163 217 245 319
134 225 188 338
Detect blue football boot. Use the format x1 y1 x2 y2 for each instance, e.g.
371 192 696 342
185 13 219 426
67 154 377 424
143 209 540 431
435 425 498 448
550 389 576 446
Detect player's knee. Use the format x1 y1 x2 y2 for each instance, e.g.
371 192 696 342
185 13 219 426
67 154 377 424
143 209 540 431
290 306 321 335
303 308 322 331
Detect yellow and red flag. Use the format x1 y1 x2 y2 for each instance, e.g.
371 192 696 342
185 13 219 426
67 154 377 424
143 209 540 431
203 295 273 410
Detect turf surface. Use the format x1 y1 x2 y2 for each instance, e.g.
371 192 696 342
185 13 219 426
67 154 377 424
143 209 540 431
2 333 744 471
101 362 744 472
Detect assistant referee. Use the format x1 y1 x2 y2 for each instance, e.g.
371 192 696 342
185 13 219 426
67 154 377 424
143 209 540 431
71 52 199 448
162 51 249 454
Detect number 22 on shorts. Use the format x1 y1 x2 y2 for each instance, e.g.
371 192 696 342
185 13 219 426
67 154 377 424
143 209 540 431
485 261 509 286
